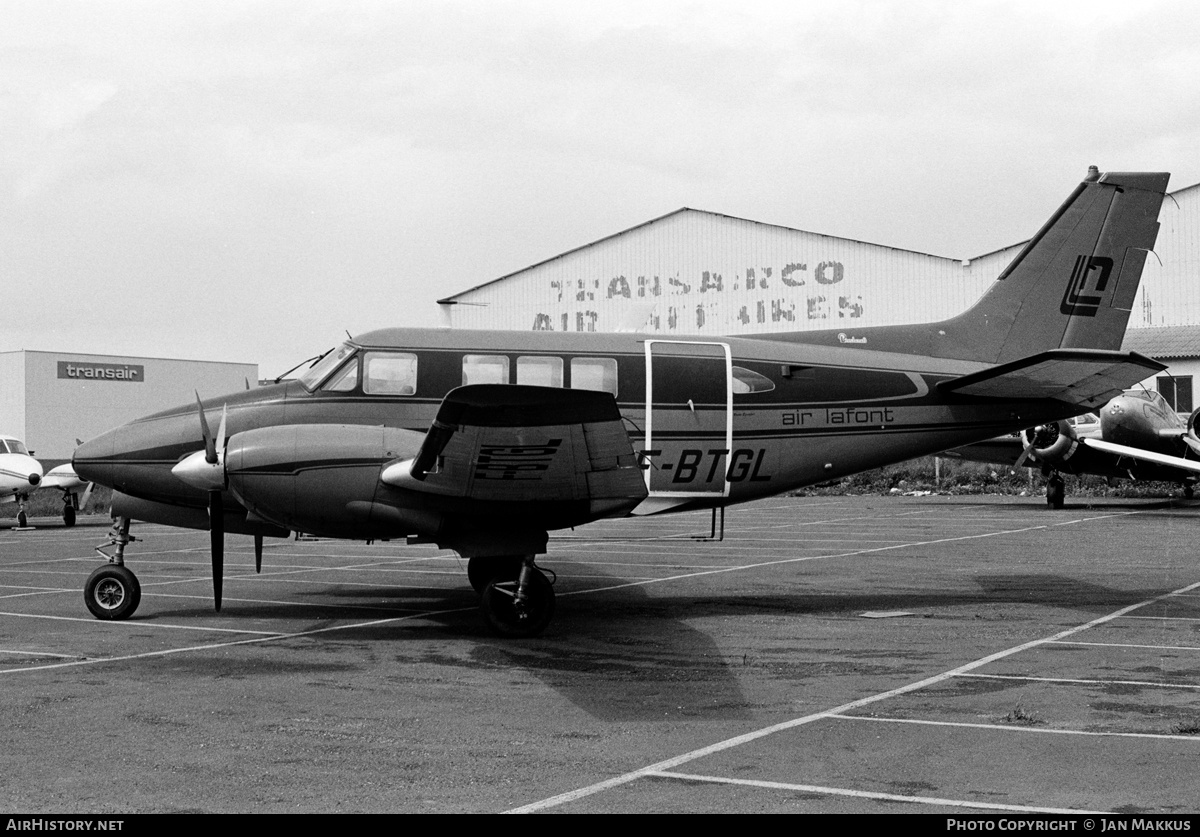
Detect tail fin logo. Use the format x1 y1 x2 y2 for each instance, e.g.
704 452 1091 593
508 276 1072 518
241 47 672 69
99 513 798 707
1060 255 1114 317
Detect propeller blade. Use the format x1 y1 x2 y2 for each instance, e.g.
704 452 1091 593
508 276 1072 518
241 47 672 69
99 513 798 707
254 535 263 573
196 393 216 464
209 489 224 612
1184 435 1200 457
1014 447 1032 469
216 405 227 457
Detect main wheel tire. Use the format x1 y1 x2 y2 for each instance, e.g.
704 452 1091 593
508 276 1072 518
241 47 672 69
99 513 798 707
1047 477 1065 510
467 556 523 593
480 570 555 638
63 505 76 527
84 565 141 620
17 511 27 528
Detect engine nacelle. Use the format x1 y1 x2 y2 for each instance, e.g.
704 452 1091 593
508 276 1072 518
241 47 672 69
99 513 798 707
1188 407 1200 438
1022 420 1079 465
224 423 434 539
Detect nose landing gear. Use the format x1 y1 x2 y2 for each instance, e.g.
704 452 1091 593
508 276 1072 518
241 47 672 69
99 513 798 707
85 517 141 620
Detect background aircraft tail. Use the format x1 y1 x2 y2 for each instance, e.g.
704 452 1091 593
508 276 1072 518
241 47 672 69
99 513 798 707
771 169 1170 364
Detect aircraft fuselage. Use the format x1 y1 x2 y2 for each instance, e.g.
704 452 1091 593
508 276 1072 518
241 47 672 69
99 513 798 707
74 327 1089 540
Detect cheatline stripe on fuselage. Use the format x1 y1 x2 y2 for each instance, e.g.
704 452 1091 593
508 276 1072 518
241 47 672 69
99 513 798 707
77 421 1026 470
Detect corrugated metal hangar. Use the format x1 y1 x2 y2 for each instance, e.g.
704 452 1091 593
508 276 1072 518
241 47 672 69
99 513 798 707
440 180 1200 410
0 350 257 463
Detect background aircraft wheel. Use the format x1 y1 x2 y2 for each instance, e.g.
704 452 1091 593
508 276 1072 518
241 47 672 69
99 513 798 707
63 505 76 527
480 569 554 638
17 511 27 528
84 565 141 621
467 556 523 593
1046 476 1065 510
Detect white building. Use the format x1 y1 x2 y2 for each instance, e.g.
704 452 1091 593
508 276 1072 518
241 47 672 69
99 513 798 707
440 180 1200 411
0 350 257 464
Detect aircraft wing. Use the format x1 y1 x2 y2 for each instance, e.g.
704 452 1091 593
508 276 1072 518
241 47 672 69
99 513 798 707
1079 438 1200 475
937 349 1165 405
381 384 647 509
38 464 87 491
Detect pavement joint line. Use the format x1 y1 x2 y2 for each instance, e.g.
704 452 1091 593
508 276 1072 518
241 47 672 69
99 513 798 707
0 603 480 676
955 672 1200 690
0 648 81 659
827 713 1200 742
0 610 283 635
645 771 1101 815
1124 615 1200 622
554 515 1141 599
148 591 446 612
1048 639 1200 652
505 576 1200 814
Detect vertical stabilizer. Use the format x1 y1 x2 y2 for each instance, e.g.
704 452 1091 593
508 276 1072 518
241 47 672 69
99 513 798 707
980 170 1168 363
762 169 1170 364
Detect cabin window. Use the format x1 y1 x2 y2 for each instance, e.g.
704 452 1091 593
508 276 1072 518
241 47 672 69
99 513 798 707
321 359 359 393
517 356 563 388
731 366 775 394
463 354 510 386
4 439 27 455
363 352 417 395
570 357 618 395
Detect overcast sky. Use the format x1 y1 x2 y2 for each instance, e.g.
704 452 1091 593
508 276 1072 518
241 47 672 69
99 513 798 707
3 0 1199 377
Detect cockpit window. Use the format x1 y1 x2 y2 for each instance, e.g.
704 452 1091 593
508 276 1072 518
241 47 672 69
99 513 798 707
298 344 357 391
732 366 775 394
1 439 27 455
321 359 359 393
364 352 417 395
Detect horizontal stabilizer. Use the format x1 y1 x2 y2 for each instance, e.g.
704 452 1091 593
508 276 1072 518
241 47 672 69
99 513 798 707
1081 437 1200 475
937 349 1165 406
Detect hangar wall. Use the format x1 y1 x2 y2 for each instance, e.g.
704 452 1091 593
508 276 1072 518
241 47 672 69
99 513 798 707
0 350 258 463
438 182 1200 340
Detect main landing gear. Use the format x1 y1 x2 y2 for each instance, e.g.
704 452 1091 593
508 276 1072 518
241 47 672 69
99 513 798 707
1046 473 1066 510
468 555 555 638
84 517 141 620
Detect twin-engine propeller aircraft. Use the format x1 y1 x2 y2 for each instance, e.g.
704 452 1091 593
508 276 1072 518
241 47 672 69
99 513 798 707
1 435 91 528
73 169 1170 636
944 387 1200 508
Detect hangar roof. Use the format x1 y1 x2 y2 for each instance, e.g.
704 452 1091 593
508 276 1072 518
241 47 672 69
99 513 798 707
437 206 964 304
1122 326 1200 359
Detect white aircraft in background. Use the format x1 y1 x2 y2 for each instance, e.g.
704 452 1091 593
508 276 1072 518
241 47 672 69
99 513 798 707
1 435 92 528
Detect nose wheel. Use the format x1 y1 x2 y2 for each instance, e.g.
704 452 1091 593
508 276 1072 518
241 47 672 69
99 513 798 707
478 558 555 638
84 565 141 620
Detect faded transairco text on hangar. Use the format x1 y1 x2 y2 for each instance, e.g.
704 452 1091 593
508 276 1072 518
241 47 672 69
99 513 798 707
439 175 1200 412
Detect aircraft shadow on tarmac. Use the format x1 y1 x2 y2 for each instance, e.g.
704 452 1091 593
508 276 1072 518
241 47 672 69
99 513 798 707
111 559 1200 723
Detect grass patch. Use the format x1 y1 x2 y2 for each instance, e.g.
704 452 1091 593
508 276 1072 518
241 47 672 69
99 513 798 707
1002 705 1046 726
790 457 1188 499
0 485 113 520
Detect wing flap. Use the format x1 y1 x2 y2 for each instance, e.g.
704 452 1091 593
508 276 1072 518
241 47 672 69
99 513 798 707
937 349 1164 406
